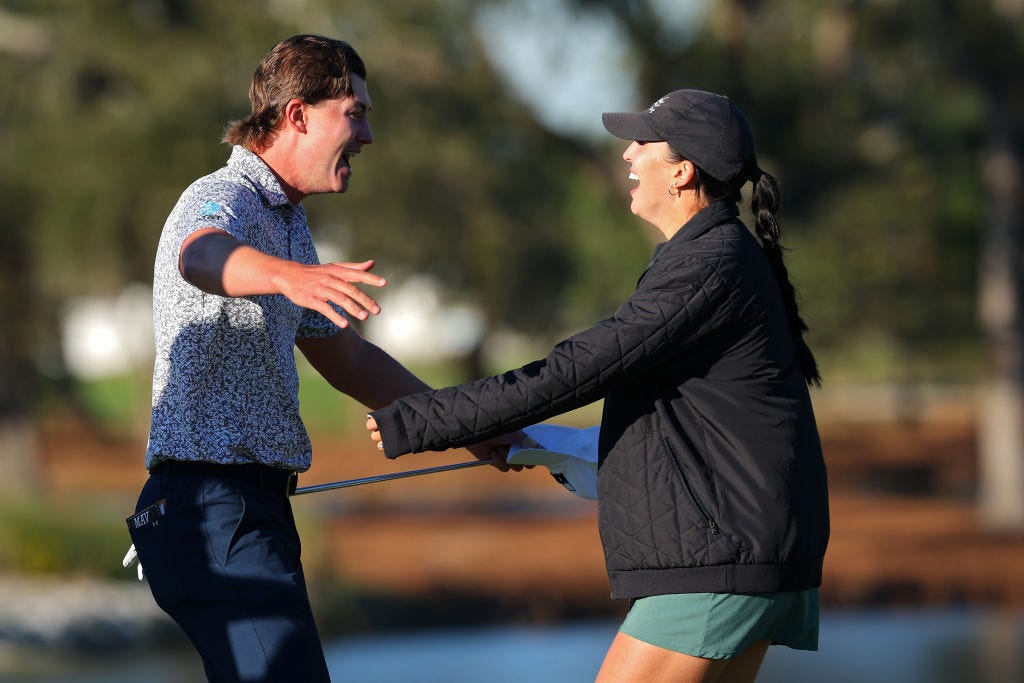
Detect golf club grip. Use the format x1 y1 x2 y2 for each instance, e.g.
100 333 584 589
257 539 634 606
291 459 488 496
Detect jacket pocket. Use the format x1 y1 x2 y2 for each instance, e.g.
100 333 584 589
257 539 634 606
663 436 720 537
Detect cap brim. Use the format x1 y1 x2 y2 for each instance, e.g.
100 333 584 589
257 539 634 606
601 112 662 142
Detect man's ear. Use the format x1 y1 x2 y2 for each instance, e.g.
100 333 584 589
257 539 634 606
283 98 308 134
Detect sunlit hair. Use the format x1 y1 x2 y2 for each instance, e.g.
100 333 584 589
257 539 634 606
666 146 822 387
223 34 367 153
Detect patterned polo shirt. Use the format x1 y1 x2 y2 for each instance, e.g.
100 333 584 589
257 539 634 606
145 146 341 472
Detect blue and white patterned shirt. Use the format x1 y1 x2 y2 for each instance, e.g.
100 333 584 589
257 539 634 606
146 146 341 471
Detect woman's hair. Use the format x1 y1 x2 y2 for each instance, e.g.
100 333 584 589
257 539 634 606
668 149 821 387
223 35 367 153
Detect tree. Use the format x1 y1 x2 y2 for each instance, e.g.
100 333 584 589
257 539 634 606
8 0 1020 524
0 1 299 487
571 0 1024 528
0 0 650 461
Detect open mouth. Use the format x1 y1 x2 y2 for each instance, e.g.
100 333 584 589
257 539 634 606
342 150 359 169
628 172 639 181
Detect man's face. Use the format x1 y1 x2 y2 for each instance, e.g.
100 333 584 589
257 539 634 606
299 75 373 195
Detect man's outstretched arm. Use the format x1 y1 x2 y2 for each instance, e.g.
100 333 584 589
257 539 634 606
180 226 384 328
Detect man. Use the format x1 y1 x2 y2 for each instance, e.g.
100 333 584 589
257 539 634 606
126 35 509 682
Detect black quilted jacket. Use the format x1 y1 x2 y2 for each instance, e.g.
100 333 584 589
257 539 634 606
371 201 829 599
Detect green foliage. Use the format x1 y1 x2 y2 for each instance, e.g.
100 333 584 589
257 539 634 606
1 0 656 424
574 0 1023 382
295 357 471 435
71 374 152 427
2 0 1023 422
0 497 131 579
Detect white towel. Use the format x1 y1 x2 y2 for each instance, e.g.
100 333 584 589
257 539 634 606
508 424 599 500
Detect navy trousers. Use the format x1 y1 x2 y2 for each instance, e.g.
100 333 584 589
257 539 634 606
129 464 330 682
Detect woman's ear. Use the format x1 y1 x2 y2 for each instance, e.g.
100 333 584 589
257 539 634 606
676 160 697 188
671 159 696 189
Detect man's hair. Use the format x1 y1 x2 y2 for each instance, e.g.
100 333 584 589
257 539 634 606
223 34 367 153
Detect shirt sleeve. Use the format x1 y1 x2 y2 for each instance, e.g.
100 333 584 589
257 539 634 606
296 305 345 339
371 253 734 458
164 179 256 262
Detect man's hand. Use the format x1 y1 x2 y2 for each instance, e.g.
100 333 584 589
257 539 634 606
274 259 384 329
180 228 386 328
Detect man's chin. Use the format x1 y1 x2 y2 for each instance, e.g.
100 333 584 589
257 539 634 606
335 171 351 194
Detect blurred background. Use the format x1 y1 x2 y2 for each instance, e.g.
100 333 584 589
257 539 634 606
1 0 1023 680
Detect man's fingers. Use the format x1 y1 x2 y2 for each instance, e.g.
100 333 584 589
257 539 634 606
314 301 350 329
307 286 380 327
326 262 387 287
335 259 378 274
324 287 382 319
281 261 386 325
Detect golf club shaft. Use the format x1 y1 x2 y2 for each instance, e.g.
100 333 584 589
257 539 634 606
291 459 488 496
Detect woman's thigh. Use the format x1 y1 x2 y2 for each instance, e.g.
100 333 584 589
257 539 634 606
718 639 770 683
595 633 769 683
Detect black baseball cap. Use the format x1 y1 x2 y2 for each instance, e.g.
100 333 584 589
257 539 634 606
601 90 756 186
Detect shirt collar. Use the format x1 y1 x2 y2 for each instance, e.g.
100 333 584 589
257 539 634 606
227 145 293 207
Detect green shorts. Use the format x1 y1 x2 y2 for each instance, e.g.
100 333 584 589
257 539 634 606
618 588 820 659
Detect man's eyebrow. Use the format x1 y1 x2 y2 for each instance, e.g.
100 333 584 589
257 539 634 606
349 100 371 112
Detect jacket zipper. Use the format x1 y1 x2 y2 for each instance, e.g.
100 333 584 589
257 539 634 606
664 437 720 535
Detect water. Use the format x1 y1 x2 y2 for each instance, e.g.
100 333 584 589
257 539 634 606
322 610 1024 683
7 609 1023 682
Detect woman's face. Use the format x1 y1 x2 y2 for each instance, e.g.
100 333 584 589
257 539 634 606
622 140 685 232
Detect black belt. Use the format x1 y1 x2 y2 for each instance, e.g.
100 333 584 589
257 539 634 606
151 460 298 496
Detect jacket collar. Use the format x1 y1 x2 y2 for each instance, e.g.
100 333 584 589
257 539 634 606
648 201 739 262
227 145 293 207
670 200 739 245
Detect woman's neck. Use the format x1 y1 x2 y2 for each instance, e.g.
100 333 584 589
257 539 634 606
654 196 708 240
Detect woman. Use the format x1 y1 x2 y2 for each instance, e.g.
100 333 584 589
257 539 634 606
367 90 829 682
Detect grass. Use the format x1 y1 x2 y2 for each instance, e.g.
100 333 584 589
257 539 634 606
66 358 515 437
295 357 480 434
0 496 133 580
71 374 152 428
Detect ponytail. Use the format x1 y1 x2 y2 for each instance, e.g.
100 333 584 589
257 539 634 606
670 147 821 387
750 168 821 387
222 108 283 153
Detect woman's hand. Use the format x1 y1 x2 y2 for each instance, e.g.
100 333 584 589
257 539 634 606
466 432 526 472
365 416 529 472
366 416 385 450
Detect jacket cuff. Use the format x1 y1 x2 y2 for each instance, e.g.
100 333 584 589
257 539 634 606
369 404 413 459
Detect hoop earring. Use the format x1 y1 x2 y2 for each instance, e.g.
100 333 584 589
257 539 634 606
668 185 680 197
